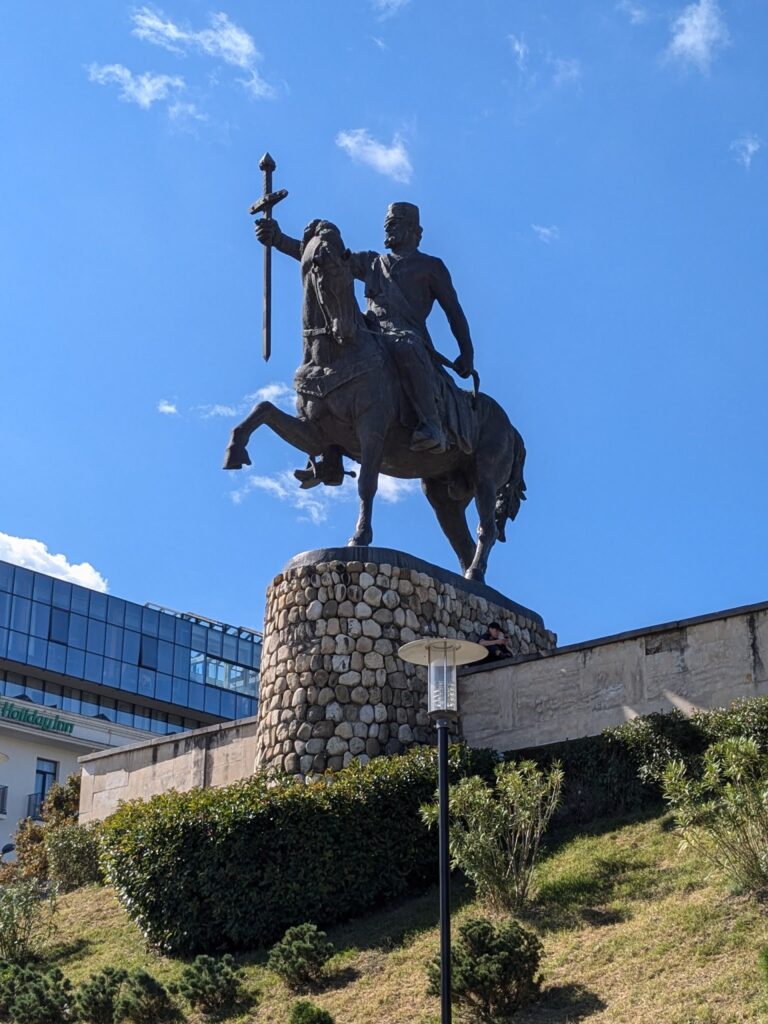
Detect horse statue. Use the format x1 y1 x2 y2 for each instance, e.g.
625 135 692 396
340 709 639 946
224 219 526 584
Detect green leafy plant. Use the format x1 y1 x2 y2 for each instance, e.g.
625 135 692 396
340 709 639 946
288 999 336 1024
663 735 768 895
171 954 244 1018
0 880 57 963
267 923 335 991
422 760 563 910
45 823 103 894
427 917 543 1022
113 971 182 1024
100 744 493 953
758 945 768 990
5 965 74 1024
74 967 128 1024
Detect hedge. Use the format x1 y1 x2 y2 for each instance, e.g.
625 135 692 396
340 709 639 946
100 745 496 954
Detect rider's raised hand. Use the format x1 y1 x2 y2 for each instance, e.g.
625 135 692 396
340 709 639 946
453 353 474 379
254 218 280 246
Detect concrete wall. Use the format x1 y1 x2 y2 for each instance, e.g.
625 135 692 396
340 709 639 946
460 602 768 752
79 716 260 823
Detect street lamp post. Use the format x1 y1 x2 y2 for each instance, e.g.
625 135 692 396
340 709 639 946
398 637 487 1024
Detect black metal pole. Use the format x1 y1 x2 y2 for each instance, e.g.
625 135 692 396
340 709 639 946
437 717 452 1024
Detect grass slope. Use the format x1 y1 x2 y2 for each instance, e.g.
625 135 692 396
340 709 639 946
47 812 768 1023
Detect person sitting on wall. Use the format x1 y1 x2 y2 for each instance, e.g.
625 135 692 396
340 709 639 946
479 622 515 661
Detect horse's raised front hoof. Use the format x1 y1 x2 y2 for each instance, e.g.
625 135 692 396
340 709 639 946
347 530 372 547
223 444 251 470
464 567 486 584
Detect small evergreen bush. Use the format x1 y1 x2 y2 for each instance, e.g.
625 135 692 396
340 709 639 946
267 924 335 991
5 965 74 1024
45 824 102 893
427 917 543 1022
288 999 336 1024
172 954 244 1018
0 880 57 963
113 971 182 1024
422 760 562 910
74 967 128 1024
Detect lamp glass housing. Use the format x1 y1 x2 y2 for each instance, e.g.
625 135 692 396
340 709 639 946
427 642 458 718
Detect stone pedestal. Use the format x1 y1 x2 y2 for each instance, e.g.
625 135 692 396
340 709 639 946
255 547 556 775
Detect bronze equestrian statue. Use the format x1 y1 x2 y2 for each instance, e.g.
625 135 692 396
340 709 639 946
223 206 526 585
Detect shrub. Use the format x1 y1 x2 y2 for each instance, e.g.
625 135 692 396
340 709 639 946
113 971 182 1024
74 967 128 1024
4 965 74 1024
427 917 542 1022
13 818 49 883
422 760 562 910
45 823 102 893
41 774 81 827
172 954 244 1018
267 924 334 991
288 999 336 1024
0 880 57 963
663 735 768 895
100 744 493 953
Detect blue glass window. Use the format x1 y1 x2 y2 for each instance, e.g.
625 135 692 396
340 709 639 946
27 637 47 669
173 645 190 677
156 673 172 703
86 619 106 655
158 614 175 641
220 690 236 718
70 586 89 615
124 603 142 632
222 633 238 661
46 643 67 674
191 651 206 685
236 695 255 719
0 628 8 659
52 579 72 610
157 640 173 674
206 629 223 657
84 654 104 684
116 701 133 727
32 573 52 603
104 625 123 661
174 618 192 646
49 608 69 644
187 682 205 711
13 568 33 598
8 630 28 662
122 630 140 665
107 597 125 626
103 658 121 687
141 607 159 637
139 636 158 669
30 602 50 640
0 563 14 592
89 592 107 621
65 647 85 678
11 596 31 634
120 663 138 692
81 692 99 716
172 676 189 705
138 668 155 698
204 687 222 716
0 592 10 629
68 613 87 650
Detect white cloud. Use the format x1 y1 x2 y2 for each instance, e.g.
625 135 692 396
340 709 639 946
667 0 729 73
87 63 184 109
532 224 560 244
131 7 274 98
157 399 178 414
168 100 208 126
508 34 529 70
371 0 410 17
0 533 108 592
371 36 388 51
731 134 761 170
195 382 295 420
336 129 413 184
617 1 648 25
230 468 418 523
551 57 581 86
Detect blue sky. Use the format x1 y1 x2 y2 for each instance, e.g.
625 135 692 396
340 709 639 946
1 0 765 645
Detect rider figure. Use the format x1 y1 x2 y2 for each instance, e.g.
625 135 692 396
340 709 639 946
255 202 475 459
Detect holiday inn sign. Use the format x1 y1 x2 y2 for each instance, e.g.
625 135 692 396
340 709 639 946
0 700 74 735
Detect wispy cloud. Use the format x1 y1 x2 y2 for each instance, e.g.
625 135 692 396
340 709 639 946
507 34 529 71
371 0 410 18
731 134 761 170
617 1 648 25
371 36 388 51
87 63 184 109
551 57 581 86
131 7 274 98
195 381 296 420
532 224 560 244
0 533 108 592
157 399 178 415
230 468 418 523
666 0 729 73
336 129 412 184
168 100 208 129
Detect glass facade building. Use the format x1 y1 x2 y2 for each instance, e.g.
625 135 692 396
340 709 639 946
0 559 261 736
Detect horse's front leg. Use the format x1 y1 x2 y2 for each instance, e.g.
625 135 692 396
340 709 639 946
465 479 498 583
348 430 385 547
223 401 319 470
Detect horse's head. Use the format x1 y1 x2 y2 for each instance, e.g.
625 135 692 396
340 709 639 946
301 220 358 345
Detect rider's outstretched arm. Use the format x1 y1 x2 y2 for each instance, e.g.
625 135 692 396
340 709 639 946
254 219 301 261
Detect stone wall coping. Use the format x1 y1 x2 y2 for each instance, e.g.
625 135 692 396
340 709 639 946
459 597 768 676
281 547 545 626
78 712 261 765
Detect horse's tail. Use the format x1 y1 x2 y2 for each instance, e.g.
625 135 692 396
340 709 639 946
494 427 527 543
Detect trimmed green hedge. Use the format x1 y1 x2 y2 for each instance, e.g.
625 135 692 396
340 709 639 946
100 745 496 955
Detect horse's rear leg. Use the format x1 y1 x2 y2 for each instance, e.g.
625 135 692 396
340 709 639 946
422 478 475 574
466 479 498 583
223 402 319 470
